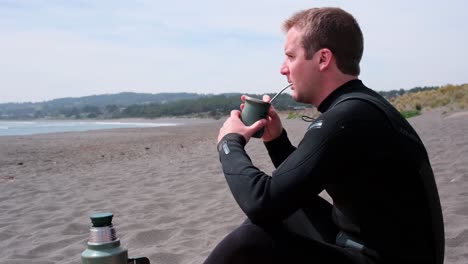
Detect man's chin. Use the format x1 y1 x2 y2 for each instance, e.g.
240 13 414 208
292 93 304 103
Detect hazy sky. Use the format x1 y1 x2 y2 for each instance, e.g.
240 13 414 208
0 0 467 103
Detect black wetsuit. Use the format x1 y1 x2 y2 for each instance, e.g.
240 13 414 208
206 80 444 264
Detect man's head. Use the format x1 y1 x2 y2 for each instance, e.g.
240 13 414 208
283 7 363 75
280 7 363 105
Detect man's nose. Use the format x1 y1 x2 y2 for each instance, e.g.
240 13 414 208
280 61 288 75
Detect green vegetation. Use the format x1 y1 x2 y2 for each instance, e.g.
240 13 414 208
287 111 301 119
400 110 421 119
120 94 309 119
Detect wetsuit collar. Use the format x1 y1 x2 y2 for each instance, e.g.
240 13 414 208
317 79 364 113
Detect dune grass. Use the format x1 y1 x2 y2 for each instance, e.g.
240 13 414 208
391 84 468 116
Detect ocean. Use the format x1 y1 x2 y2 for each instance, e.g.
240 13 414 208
0 120 179 136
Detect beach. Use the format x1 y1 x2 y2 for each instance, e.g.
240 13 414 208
0 111 467 264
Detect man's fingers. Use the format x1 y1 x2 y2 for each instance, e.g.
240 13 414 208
268 105 279 118
262 94 271 103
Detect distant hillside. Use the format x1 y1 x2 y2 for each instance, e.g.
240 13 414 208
0 91 308 120
0 92 201 109
0 92 203 119
47 92 203 108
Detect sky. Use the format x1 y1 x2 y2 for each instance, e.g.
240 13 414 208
0 0 467 103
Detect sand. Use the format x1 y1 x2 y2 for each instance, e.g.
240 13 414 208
0 111 467 264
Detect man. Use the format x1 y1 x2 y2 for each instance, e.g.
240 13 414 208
205 7 444 264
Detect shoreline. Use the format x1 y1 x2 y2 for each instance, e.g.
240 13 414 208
0 117 221 137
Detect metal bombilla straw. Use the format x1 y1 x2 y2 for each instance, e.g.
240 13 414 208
270 83 293 103
269 83 316 123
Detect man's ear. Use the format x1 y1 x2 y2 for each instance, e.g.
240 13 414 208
318 48 333 71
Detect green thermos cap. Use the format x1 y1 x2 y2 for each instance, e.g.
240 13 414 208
90 212 113 227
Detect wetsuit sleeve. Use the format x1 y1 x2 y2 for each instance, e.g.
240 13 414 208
263 129 297 168
218 119 344 225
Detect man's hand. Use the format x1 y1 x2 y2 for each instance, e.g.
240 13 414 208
260 95 284 142
217 110 266 144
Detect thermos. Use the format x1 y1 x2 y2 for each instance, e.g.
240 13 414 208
81 212 150 264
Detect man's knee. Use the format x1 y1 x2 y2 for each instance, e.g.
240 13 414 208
204 221 274 263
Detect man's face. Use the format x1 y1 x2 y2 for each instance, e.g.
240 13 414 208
280 27 319 104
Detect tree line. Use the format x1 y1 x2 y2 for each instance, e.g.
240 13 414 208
0 93 308 120
0 85 449 120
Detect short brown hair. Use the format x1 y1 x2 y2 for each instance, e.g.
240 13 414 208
283 7 364 75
